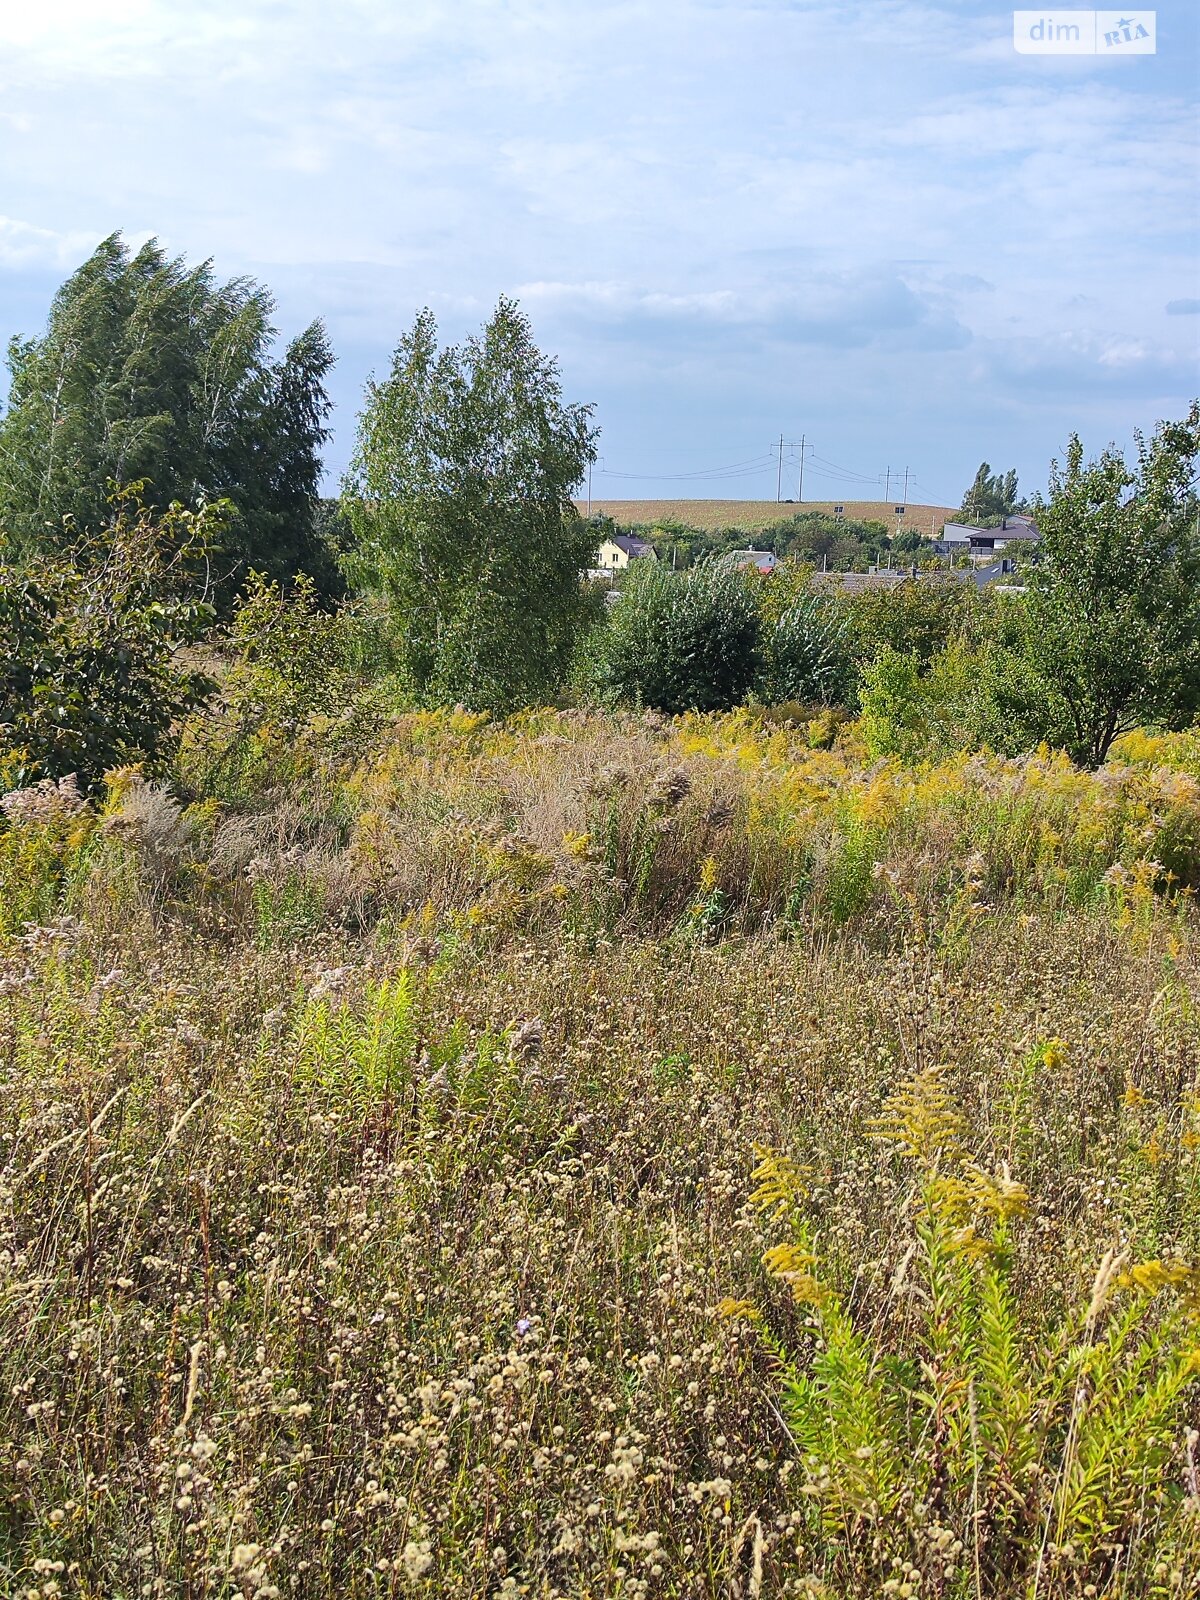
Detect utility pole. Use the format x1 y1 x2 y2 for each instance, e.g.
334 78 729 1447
776 434 783 502
901 466 909 504
586 460 593 517
796 434 810 504
884 465 891 502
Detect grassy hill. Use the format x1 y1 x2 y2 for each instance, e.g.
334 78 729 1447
574 497 958 534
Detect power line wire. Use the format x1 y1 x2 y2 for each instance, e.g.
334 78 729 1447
593 445 948 500
810 452 884 484
595 453 774 482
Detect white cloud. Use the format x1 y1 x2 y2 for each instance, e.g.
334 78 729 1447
515 273 971 352
0 0 1195 496
0 0 257 82
0 216 100 267
971 328 1195 398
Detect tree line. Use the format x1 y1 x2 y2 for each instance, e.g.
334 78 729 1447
2 232 1199 788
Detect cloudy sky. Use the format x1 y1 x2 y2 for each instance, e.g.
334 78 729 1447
1 0 1197 506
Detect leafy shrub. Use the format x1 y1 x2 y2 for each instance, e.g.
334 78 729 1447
177 573 401 806
857 647 928 759
838 578 985 699
0 492 217 791
595 560 760 713
223 572 371 731
757 593 852 707
858 639 1030 762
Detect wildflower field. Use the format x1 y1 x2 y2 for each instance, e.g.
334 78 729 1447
3 699 1200 1597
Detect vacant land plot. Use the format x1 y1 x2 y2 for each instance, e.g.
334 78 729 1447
573 498 959 533
3 705 1200 1595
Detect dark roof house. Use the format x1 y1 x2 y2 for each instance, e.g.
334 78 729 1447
595 532 658 570
610 534 655 559
935 515 1039 557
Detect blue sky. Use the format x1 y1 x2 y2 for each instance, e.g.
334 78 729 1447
0 0 1197 507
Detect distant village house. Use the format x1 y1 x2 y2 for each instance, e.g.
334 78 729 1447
596 534 657 571
934 514 1039 561
724 549 778 575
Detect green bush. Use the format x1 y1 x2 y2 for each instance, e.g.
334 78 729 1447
758 593 852 707
857 646 928 759
175 573 403 807
859 638 1031 763
838 579 985 692
222 572 380 732
0 492 218 792
595 559 761 714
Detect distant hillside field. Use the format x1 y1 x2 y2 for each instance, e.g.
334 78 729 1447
574 498 958 533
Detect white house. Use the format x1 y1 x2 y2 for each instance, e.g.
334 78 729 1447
724 549 778 575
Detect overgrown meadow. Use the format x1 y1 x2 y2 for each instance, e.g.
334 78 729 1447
4 663 1200 1596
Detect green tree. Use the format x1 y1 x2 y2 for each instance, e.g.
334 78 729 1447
959 461 1025 525
0 233 334 598
890 527 933 559
1010 407 1200 768
760 510 888 570
343 299 598 712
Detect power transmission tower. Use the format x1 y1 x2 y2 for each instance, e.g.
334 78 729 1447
796 435 812 503
776 434 784 501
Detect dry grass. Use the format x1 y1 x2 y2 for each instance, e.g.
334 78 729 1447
572 501 959 535
2 707 1199 1596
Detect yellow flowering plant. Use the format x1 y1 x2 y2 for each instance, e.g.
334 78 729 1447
735 1068 1200 1595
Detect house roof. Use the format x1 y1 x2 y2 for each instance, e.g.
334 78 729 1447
969 561 1024 589
812 570 907 593
813 566 1019 593
942 518 1040 543
725 549 778 572
606 533 655 557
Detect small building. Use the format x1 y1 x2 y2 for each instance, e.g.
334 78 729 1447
596 534 657 571
933 525 973 558
968 559 1024 590
724 549 778 575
